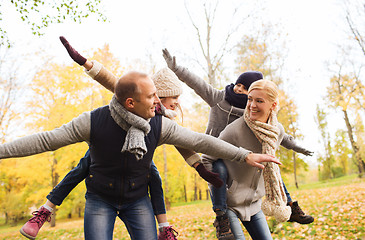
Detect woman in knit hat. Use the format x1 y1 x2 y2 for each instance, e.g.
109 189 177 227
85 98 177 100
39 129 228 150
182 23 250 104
19 38 223 240
162 49 314 239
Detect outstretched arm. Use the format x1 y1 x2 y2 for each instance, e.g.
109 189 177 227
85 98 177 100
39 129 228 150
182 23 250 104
162 48 224 107
159 117 281 169
281 133 314 156
60 36 117 92
0 112 90 159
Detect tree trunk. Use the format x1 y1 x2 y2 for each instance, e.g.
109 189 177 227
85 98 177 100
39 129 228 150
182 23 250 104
184 185 187 202
292 152 298 189
342 109 365 177
50 154 59 227
50 208 56 227
163 145 171 210
194 174 198 201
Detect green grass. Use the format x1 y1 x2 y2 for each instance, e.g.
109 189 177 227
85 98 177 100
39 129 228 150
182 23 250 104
0 175 364 239
287 173 360 191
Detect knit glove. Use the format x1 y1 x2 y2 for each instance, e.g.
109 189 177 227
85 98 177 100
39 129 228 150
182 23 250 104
162 48 179 72
195 163 223 188
292 146 314 156
60 36 87 66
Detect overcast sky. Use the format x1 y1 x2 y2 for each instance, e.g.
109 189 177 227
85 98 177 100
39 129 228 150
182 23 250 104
3 0 355 166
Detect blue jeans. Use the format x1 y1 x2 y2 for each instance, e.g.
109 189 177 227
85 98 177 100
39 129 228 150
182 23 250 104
283 181 292 203
227 209 272 240
210 159 228 213
47 150 166 215
210 159 292 212
149 161 166 215
84 192 157 240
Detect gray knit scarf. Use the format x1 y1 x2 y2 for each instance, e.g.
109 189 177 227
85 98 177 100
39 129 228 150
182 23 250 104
109 95 151 160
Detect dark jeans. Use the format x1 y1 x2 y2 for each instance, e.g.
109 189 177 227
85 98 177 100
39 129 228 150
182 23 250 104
149 161 166 215
47 150 167 215
210 159 292 213
47 150 91 205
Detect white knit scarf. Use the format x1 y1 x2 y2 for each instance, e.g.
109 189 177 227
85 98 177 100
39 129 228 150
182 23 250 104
243 109 291 222
109 95 151 160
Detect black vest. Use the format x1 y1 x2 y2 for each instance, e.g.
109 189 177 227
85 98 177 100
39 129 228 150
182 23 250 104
86 105 162 205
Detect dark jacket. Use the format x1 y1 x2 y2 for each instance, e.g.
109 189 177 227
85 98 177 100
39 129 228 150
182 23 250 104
87 106 162 205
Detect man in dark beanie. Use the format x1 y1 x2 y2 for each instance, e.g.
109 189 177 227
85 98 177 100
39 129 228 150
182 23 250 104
163 49 314 240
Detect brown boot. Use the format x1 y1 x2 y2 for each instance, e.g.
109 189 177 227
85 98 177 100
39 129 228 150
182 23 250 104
288 201 314 224
213 213 235 240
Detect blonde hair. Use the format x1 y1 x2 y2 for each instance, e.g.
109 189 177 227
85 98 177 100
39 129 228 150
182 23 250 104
248 79 279 112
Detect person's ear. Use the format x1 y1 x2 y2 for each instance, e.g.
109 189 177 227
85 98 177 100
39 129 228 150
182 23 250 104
125 98 135 109
271 101 277 110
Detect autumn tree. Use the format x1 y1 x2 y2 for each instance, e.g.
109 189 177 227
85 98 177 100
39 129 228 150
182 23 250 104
333 129 352 177
0 44 123 225
0 47 36 224
1 0 106 47
326 64 365 177
315 105 335 180
344 0 365 56
184 0 254 87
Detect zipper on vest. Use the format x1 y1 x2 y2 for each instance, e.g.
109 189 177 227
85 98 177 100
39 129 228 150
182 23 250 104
119 154 127 205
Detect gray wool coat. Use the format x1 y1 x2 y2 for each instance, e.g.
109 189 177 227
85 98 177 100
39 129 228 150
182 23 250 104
204 117 286 221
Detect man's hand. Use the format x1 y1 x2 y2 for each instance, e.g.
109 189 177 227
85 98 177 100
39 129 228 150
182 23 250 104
60 36 87 66
245 153 282 169
195 163 223 188
162 48 178 72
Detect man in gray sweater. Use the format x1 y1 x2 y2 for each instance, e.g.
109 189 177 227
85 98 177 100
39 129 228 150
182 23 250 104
0 71 280 240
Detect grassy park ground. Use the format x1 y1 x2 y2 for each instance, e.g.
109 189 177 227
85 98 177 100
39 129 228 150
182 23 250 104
0 175 364 240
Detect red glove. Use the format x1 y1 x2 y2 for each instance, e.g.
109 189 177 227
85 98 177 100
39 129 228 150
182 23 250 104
59 36 87 66
195 164 223 188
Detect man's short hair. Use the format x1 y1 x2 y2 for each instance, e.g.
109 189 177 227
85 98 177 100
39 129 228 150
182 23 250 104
115 71 148 103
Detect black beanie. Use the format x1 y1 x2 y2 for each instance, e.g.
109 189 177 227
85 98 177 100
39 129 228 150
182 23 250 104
235 71 263 90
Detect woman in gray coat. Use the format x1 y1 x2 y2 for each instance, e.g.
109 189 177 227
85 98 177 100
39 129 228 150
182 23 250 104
203 79 291 239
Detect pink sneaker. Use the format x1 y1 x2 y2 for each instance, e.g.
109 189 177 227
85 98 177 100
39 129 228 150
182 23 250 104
158 226 178 240
20 206 52 239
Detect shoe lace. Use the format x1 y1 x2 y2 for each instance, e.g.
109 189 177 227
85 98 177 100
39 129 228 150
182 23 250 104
29 209 52 227
163 226 178 240
293 204 305 216
218 216 231 233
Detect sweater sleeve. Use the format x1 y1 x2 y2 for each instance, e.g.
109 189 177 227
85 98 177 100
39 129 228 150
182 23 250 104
174 146 201 167
85 60 117 93
159 117 250 163
0 112 91 159
173 66 225 107
280 130 313 156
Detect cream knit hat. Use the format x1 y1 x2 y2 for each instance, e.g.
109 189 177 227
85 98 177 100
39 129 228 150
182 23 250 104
152 68 183 97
